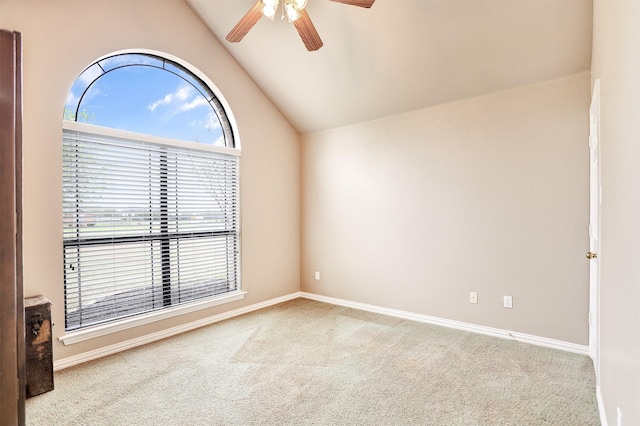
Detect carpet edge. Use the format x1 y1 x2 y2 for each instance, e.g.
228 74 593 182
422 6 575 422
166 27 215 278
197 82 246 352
54 290 590 372
300 292 590 356
53 292 302 371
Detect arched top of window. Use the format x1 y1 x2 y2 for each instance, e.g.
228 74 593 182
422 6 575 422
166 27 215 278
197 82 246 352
64 52 235 148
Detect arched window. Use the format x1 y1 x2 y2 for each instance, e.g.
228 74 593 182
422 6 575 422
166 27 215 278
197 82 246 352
61 52 242 337
64 52 234 146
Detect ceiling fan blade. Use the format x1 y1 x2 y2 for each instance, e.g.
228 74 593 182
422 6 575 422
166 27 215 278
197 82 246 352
226 1 264 43
293 9 324 51
328 0 375 8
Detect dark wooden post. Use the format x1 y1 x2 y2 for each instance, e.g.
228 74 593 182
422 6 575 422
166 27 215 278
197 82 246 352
0 28 25 426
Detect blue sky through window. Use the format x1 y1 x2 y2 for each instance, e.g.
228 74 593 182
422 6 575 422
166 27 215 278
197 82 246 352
65 58 225 146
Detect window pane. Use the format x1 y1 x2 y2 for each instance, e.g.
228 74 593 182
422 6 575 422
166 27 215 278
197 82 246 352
65 63 103 121
64 241 164 330
78 67 222 144
65 56 227 146
63 52 238 332
63 126 239 330
164 60 215 101
98 53 163 72
169 235 239 304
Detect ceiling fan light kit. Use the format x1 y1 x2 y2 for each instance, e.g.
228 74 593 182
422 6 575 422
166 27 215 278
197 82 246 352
261 0 278 20
225 0 375 51
272 0 309 22
283 1 303 23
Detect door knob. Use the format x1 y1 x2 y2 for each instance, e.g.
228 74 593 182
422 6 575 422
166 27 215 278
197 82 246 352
586 252 598 260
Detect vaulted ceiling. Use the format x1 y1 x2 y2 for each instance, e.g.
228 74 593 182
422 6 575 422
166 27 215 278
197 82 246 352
187 0 593 134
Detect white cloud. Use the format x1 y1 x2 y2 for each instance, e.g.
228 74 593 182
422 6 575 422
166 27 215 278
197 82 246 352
179 97 208 112
186 112 221 134
212 136 225 147
148 86 193 111
66 91 79 107
205 112 221 131
148 85 220 141
66 86 102 111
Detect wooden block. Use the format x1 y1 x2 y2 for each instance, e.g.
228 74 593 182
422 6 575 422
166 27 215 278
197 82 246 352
25 296 54 397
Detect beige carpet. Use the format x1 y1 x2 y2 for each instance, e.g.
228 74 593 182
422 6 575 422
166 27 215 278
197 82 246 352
26 298 600 425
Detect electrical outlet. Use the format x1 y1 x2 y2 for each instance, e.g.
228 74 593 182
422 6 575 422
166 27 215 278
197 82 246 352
314 271 320 281
469 292 478 304
503 295 513 309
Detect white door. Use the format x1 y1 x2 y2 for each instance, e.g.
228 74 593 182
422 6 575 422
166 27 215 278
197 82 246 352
588 79 601 384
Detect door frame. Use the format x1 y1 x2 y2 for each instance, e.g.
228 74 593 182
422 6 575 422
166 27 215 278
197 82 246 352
0 28 25 425
588 78 601 384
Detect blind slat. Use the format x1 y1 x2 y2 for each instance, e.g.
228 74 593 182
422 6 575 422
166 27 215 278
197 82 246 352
63 127 240 331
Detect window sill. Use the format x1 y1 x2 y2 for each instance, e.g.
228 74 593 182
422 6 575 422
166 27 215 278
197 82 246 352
58 290 247 346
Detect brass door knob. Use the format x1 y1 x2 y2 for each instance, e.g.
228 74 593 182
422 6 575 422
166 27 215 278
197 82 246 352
586 252 598 260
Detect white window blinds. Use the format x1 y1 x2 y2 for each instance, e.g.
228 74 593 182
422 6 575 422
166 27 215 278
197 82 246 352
62 124 240 331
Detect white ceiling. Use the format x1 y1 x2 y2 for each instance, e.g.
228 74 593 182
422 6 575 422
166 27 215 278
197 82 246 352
187 0 593 134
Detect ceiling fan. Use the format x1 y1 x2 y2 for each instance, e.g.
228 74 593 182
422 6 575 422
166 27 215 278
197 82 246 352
226 0 375 51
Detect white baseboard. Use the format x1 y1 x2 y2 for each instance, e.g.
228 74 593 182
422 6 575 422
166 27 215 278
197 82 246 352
300 292 589 355
55 290 590 371
596 385 608 426
54 292 300 371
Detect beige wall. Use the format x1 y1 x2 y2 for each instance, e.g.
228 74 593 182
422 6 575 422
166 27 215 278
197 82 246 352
1 0 300 361
301 72 591 344
592 1 640 424
2 0 616 404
